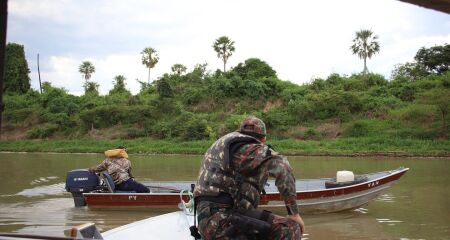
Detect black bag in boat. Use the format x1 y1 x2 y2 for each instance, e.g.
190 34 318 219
325 175 369 189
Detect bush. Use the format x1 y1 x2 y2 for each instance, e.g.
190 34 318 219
184 118 208 140
41 112 74 128
223 115 246 133
79 105 158 129
4 108 36 124
390 105 436 125
304 128 317 140
26 124 59 139
344 121 370 137
125 127 147 139
4 91 40 110
395 128 437 140
262 108 293 130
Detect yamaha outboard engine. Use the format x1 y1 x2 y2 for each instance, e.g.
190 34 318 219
65 169 100 207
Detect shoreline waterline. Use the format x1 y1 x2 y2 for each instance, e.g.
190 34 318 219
0 137 449 157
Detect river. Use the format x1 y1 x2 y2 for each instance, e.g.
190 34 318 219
0 153 449 239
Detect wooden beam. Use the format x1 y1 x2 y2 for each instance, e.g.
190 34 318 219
399 0 450 14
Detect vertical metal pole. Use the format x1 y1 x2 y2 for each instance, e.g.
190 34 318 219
38 53 42 94
0 0 8 137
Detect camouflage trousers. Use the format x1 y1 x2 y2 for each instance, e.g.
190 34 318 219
197 202 302 240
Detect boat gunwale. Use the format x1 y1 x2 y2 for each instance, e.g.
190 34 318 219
82 167 408 197
267 166 409 194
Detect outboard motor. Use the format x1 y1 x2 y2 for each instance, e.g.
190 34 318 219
65 169 100 207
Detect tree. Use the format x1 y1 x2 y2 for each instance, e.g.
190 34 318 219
83 81 99 96
4 43 31 93
231 58 277 80
213 36 235 72
78 61 95 84
391 62 428 81
109 75 130 95
414 44 450 74
141 47 159 84
156 74 173 98
350 29 380 74
171 64 187 76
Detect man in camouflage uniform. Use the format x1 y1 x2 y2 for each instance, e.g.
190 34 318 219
89 146 150 193
193 116 304 239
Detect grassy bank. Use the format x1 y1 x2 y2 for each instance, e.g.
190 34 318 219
0 137 448 157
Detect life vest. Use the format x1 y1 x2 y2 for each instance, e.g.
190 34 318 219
104 148 129 159
194 132 265 209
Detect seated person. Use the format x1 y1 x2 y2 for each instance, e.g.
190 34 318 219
89 146 150 193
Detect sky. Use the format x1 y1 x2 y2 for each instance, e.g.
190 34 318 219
6 0 450 95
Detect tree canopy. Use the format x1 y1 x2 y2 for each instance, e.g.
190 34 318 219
78 61 95 82
415 44 450 74
230 58 277 80
109 75 130 96
171 64 187 76
4 43 30 93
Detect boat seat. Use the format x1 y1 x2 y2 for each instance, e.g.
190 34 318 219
102 172 136 193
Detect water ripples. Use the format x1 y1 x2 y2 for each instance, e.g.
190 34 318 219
376 218 403 226
376 193 396 203
353 207 369 214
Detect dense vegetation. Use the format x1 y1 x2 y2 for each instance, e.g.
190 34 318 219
1 42 449 155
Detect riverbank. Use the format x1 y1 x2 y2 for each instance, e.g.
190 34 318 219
0 137 449 157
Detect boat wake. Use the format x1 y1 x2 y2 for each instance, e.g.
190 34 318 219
16 182 66 197
30 176 59 185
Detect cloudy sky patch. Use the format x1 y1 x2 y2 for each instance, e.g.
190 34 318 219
6 0 450 95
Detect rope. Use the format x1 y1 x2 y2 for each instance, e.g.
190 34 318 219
179 189 195 215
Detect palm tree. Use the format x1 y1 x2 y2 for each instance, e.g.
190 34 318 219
78 61 95 83
109 75 130 95
213 36 235 72
350 29 380 74
171 64 187 76
141 47 159 83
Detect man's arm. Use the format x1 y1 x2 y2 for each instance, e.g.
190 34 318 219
266 155 299 214
88 159 107 173
266 155 305 232
128 166 134 179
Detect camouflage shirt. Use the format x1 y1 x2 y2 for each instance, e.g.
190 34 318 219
194 132 299 215
89 157 133 185
233 143 299 215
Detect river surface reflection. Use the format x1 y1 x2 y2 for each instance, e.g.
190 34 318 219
0 153 449 239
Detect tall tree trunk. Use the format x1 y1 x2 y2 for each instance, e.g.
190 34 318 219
363 57 367 74
148 67 151 84
223 59 226 72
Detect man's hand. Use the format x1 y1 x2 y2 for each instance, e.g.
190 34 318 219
287 213 305 234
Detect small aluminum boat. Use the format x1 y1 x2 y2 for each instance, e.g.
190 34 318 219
65 167 409 214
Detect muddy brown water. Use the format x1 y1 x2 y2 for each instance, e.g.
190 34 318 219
0 153 449 239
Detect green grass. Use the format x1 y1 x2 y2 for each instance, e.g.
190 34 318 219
0 137 448 157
